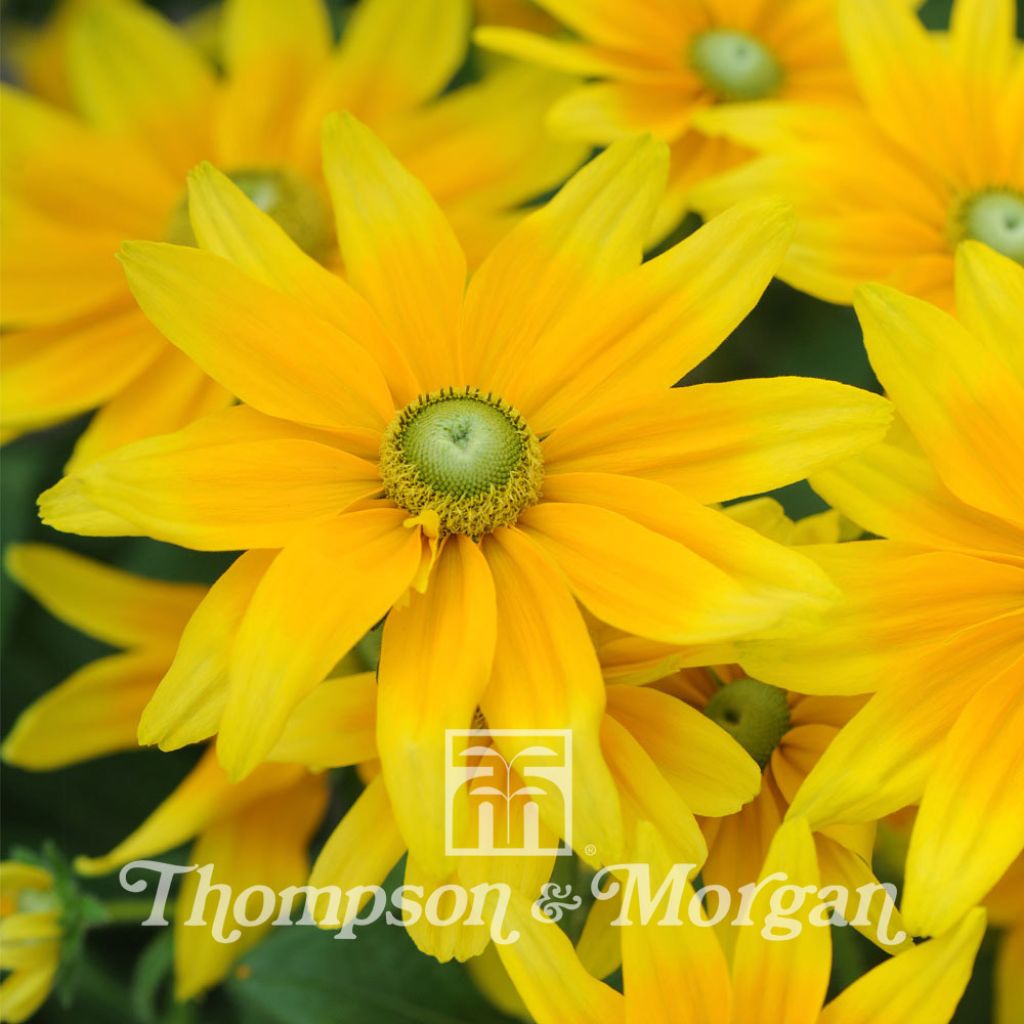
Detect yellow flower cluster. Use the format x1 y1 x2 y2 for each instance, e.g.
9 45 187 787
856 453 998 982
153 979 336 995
0 0 1020 1021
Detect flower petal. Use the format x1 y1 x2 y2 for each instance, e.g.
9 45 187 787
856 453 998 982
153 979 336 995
67 0 215 174
605 684 760 817
481 527 622 866
855 272 1024 527
5 543 203 649
40 413 383 551
730 818 830 1024
2 652 164 770
321 112 465 392
495 893 624 1024
378 536 496 875
174 774 327 1000
75 749 307 876
218 510 422 779
138 550 277 751
507 199 793 431
902 661 1024 936
817 909 985 1024
543 378 892 504
548 81 698 143
269 672 378 769
120 240 395 435
461 135 667 394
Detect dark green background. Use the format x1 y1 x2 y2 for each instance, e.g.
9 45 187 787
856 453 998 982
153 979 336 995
0 0 1004 1020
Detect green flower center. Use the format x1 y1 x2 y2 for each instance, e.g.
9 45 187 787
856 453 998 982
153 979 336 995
690 29 784 102
379 387 543 537
166 168 333 260
703 678 791 769
957 189 1024 264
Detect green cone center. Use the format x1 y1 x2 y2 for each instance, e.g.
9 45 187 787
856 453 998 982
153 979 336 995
166 168 333 260
961 189 1024 264
690 29 783 101
703 678 791 769
379 387 543 537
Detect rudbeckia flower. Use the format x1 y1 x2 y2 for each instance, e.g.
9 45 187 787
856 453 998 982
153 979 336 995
73 748 327 1001
475 0 878 240
694 0 1023 308
737 243 1024 938
494 819 986 1024
0 862 62 1023
2 543 206 769
39 120 892 886
1 0 584 462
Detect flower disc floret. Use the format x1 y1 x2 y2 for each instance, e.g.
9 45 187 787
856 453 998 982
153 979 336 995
379 387 543 537
690 29 784 102
703 677 791 768
956 189 1024 264
166 168 333 260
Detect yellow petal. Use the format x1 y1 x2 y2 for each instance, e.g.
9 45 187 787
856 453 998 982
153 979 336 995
787 609 1024 829
543 378 892 504
75 749 307 876
548 81 697 143
308 773 404 924
730 818 830 1024
601 715 706 866
605 684 761 817
0 954 59 1024
305 0 470 125
622 822 731 1024
216 0 331 166
377 536 495 875
66 343 232 471
185 162 420 407
218 510 422 779
855 282 1024 525
996 924 1024 1024
461 135 667 396
5 543 203 648
529 0 695 56
812 432 1024 564
739 542 1024 696
950 0 1016 115
537 473 836 640
954 242 1024 384
481 527 622 866
41 413 382 551
818 909 986 1024
0 306 163 436
67 0 215 175
138 550 276 751
520 499 766 645
902 662 1024 936
120 240 395 436
507 199 793 432
321 112 465 393
2 651 165 770
174 773 327 1000
494 892 625 1024
269 672 378 769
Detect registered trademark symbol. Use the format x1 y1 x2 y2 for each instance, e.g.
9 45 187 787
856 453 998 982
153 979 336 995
584 844 597 857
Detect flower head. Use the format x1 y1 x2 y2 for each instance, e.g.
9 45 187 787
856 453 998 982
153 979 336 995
1 0 584 462
694 0 1024 308
476 0 869 239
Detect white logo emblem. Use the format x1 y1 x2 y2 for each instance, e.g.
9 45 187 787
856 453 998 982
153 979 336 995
444 729 572 857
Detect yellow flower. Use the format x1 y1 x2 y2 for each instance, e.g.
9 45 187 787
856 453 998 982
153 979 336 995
2 543 206 769
476 0 874 240
738 243 1024 938
74 748 327 1001
694 0 1024 308
0 0 584 462
39 119 892 885
0 863 62 1023
494 820 987 1024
